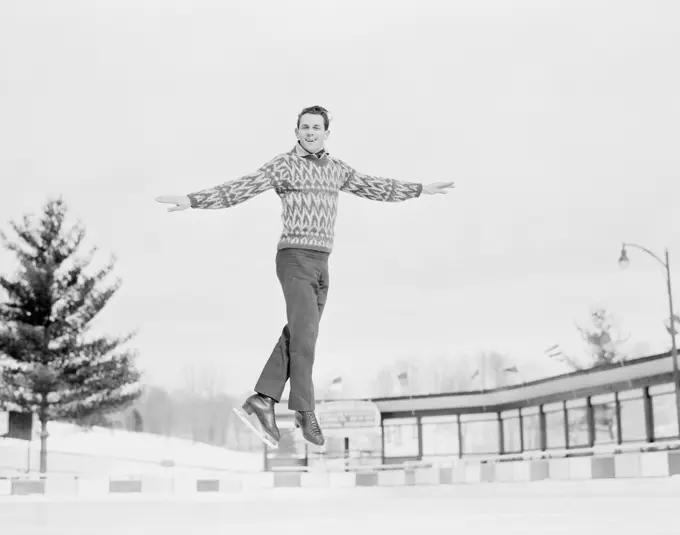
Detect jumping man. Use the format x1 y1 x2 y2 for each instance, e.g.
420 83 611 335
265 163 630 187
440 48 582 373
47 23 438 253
156 106 454 449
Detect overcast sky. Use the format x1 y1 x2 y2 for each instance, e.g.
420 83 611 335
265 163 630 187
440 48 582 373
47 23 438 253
1 0 678 399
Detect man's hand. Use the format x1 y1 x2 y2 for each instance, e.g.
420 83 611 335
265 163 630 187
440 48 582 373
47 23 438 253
156 195 191 212
422 181 455 195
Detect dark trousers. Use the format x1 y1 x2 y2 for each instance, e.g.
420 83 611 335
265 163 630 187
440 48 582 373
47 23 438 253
254 248 330 411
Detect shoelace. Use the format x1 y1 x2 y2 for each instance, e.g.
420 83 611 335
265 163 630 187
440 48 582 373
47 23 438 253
306 412 322 436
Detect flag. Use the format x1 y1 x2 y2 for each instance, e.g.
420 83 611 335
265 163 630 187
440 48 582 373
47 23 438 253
397 371 409 388
503 366 519 373
329 377 343 392
664 314 680 336
545 344 563 359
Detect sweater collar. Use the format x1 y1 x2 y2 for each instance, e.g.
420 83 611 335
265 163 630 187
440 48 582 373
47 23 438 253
294 141 328 160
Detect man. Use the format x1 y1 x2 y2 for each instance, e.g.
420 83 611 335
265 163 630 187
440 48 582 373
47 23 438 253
156 105 454 449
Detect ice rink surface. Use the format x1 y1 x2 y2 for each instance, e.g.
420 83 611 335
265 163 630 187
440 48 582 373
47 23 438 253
0 478 677 535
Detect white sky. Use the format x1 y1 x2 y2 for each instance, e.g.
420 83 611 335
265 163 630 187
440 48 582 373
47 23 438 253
1 0 679 398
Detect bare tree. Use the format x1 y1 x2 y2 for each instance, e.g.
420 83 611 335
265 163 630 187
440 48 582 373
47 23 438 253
549 308 630 371
371 351 523 398
577 307 630 367
132 385 176 436
178 361 232 445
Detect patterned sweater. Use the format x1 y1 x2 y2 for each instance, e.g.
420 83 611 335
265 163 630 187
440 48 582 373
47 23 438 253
186 143 423 253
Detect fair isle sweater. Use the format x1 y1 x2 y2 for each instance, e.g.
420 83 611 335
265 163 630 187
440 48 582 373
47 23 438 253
186 143 423 253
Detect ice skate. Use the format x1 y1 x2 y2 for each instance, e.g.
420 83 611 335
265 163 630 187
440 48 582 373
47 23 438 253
233 394 281 449
295 410 325 448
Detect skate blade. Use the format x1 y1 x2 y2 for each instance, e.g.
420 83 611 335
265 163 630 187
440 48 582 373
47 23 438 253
306 442 327 454
296 431 327 453
232 407 279 449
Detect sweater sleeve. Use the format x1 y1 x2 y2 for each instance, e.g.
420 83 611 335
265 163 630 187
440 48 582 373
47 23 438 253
338 162 422 202
186 155 286 209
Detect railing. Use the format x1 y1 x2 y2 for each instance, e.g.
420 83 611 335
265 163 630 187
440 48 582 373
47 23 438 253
268 438 680 473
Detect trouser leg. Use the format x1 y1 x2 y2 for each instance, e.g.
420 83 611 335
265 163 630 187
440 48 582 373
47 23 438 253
254 248 329 411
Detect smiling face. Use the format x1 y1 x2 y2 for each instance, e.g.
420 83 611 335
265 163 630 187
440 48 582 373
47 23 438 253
295 113 329 154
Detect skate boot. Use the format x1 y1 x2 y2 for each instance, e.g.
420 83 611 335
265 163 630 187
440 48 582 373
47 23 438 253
232 393 281 448
295 410 325 447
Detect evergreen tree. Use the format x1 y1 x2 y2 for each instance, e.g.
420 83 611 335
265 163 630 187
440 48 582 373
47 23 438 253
0 198 142 473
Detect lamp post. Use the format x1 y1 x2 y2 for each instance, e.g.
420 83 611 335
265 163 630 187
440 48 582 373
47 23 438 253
618 242 680 437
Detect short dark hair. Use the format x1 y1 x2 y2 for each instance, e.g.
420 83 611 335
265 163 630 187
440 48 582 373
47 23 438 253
297 106 330 130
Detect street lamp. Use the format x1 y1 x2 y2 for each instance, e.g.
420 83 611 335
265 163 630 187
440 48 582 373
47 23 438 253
618 242 680 437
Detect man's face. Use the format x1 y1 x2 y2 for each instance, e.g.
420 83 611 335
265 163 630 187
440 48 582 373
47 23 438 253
295 113 329 154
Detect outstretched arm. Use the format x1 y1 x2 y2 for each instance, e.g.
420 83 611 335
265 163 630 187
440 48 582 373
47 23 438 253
339 165 422 202
339 163 454 202
156 156 285 211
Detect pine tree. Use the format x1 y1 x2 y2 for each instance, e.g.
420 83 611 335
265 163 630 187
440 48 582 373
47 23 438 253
0 197 142 473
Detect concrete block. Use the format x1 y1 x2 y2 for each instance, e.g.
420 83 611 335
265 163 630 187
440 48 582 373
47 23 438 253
355 472 378 487
548 458 570 480
464 463 481 483
529 460 549 481
591 457 615 479
568 456 592 480
614 453 642 478
479 463 495 483
495 462 514 482
166 476 195 495
451 464 467 484
668 451 680 476
44 476 78 497
439 467 453 484
76 478 110 497
141 476 173 494
196 479 220 492
513 461 532 482
241 472 274 491
274 472 301 488
218 478 242 493
328 471 356 488
109 480 142 493
377 469 405 487
12 479 45 495
300 471 330 488
640 451 669 477
414 468 440 485
300 471 331 488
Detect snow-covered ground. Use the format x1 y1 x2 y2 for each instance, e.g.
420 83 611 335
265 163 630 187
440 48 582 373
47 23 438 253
0 421 263 477
0 478 677 534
